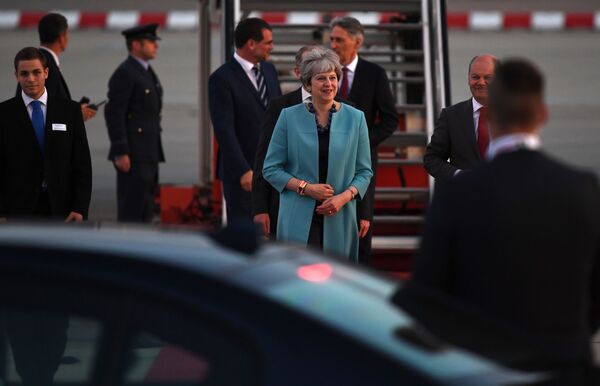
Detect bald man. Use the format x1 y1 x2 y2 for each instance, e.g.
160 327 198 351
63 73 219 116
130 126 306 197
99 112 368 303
424 54 499 180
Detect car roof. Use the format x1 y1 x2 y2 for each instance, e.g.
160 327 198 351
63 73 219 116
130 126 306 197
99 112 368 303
0 224 541 385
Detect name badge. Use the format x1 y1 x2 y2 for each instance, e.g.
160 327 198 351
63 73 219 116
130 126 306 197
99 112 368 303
52 123 67 131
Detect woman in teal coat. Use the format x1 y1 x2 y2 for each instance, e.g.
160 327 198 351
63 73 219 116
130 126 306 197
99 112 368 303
263 48 372 260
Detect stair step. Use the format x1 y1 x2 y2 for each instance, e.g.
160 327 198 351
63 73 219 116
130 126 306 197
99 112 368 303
396 103 426 112
378 158 423 166
273 49 423 57
389 76 425 84
372 235 420 250
374 187 429 201
382 132 427 147
373 215 424 224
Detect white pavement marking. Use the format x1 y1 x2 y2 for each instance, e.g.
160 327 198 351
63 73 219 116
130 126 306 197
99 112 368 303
0 10 18 29
167 11 198 30
532 11 565 30
347 12 381 25
107 11 139 30
287 12 320 25
470 11 503 30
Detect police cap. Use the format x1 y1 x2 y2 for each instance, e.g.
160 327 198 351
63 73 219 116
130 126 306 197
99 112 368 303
121 23 161 41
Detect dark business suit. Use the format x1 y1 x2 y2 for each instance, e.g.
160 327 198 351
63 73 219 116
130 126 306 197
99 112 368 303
252 88 302 237
41 48 71 100
0 95 92 219
413 149 600 370
0 93 91 386
105 55 164 222
209 57 281 221
423 98 483 180
345 58 398 264
15 48 71 101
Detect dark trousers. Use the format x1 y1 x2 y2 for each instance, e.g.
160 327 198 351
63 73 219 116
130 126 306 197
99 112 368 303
357 177 376 265
3 310 69 386
2 192 68 385
307 214 324 250
33 190 52 218
117 161 158 223
222 181 252 222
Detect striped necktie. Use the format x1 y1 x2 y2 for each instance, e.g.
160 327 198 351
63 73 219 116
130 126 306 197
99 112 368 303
252 65 268 107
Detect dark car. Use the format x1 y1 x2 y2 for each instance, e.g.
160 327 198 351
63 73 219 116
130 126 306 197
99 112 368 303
0 224 542 386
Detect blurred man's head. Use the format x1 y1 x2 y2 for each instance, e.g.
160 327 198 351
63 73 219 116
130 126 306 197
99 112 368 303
234 18 273 63
488 59 547 138
468 54 499 105
329 16 363 66
14 47 48 99
293 45 323 78
38 13 69 53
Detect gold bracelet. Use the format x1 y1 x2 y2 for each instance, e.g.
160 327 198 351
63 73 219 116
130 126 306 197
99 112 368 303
347 187 356 199
297 180 308 195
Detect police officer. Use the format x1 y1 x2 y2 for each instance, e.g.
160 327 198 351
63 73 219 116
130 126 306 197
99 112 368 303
105 24 164 222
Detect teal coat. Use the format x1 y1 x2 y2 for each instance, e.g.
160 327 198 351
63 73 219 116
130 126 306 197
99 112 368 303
263 103 372 260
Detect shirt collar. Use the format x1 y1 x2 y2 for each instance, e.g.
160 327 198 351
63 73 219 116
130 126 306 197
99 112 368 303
301 87 312 103
39 46 59 68
487 133 541 160
234 52 257 73
344 55 359 72
21 87 48 107
472 97 484 112
130 54 150 70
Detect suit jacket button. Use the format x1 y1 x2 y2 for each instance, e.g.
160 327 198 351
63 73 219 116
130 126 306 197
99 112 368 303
137 128 143 133
145 89 150 94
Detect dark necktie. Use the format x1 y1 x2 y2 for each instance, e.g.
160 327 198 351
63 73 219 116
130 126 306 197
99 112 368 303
477 107 489 158
30 100 45 154
252 65 268 107
339 67 350 99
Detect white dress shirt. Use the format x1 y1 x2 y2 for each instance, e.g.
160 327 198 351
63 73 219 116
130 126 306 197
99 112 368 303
487 133 541 160
39 46 60 68
301 87 312 104
131 54 150 70
234 52 259 89
472 97 486 140
342 55 359 91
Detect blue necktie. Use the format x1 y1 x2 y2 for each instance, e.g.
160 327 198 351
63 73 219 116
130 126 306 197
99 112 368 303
30 100 45 154
252 65 268 107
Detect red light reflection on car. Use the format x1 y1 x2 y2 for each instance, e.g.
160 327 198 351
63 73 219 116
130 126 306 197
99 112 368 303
297 263 332 283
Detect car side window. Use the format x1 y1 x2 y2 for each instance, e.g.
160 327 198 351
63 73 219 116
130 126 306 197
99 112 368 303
118 299 259 386
123 332 210 385
0 309 101 386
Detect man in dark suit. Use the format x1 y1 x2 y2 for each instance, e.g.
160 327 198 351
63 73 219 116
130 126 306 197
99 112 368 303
0 47 91 221
424 54 498 180
329 16 399 265
413 59 600 380
252 45 317 238
105 24 164 223
0 46 92 386
16 13 97 121
209 17 281 222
